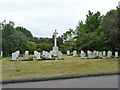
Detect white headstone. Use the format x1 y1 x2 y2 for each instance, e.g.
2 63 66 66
88 51 92 58
42 51 46 56
107 51 112 58
115 52 118 58
81 51 85 59
48 53 52 58
12 53 16 61
96 51 99 56
67 51 70 55
16 51 20 57
87 50 89 55
45 52 48 57
99 52 103 58
37 53 41 59
1 51 3 57
58 51 62 59
92 52 95 58
103 51 106 56
73 51 77 57
25 51 29 59
34 51 37 57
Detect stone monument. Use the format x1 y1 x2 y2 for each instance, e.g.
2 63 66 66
52 30 62 59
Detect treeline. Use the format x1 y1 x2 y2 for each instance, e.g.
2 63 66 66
0 21 64 56
0 7 119 56
62 7 120 54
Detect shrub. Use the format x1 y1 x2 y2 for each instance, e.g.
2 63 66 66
93 56 99 59
17 57 24 61
29 55 35 60
19 54 24 57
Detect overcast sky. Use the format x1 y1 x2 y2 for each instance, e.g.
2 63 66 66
0 0 119 37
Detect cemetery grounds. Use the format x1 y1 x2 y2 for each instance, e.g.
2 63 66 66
1 55 119 80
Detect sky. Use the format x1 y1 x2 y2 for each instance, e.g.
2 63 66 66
0 0 119 38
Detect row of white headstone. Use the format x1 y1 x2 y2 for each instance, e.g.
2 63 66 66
12 50 63 61
67 50 119 59
42 50 62 59
12 51 29 61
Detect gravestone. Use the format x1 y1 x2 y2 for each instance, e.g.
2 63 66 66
12 53 16 61
102 51 106 59
48 52 52 58
81 51 85 59
34 51 37 57
88 51 92 58
67 51 70 55
37 53 41 59
25 51 29 59
45 52 48 57
107 51 112 58
92 52 95 58
42 51 46 56
99 52 103 58
58 51 62 59
73 50 77 57
87 50 90 55
115 52 118 58
1 51 3 57
15 52 18 58
16 51 20 57
96 51 99 56
103 51 106 56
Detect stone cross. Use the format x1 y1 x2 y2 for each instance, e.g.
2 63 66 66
53 30 58 47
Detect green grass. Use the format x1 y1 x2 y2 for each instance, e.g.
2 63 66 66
1 55 118 80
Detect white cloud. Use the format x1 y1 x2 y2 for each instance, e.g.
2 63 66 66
0 0 119 37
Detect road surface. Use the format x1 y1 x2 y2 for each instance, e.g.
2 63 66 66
2 75 118 88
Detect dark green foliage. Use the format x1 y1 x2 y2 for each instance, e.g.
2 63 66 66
1 7 119 56
102 8 120 53
1 21 35 56
15 27 34 41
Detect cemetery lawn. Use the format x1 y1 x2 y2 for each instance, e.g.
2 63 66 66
1 55 118 80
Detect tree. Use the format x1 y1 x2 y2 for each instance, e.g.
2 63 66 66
61 28 75 51
102 8 120 52
74 10 108 53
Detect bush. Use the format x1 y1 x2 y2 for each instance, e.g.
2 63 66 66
93 56 99 59
29 55 35 60
17 57 24 61
0 56 2 59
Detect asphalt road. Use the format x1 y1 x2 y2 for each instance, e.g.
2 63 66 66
2 75 119 88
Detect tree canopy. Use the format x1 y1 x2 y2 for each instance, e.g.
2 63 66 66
1 7 119 56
